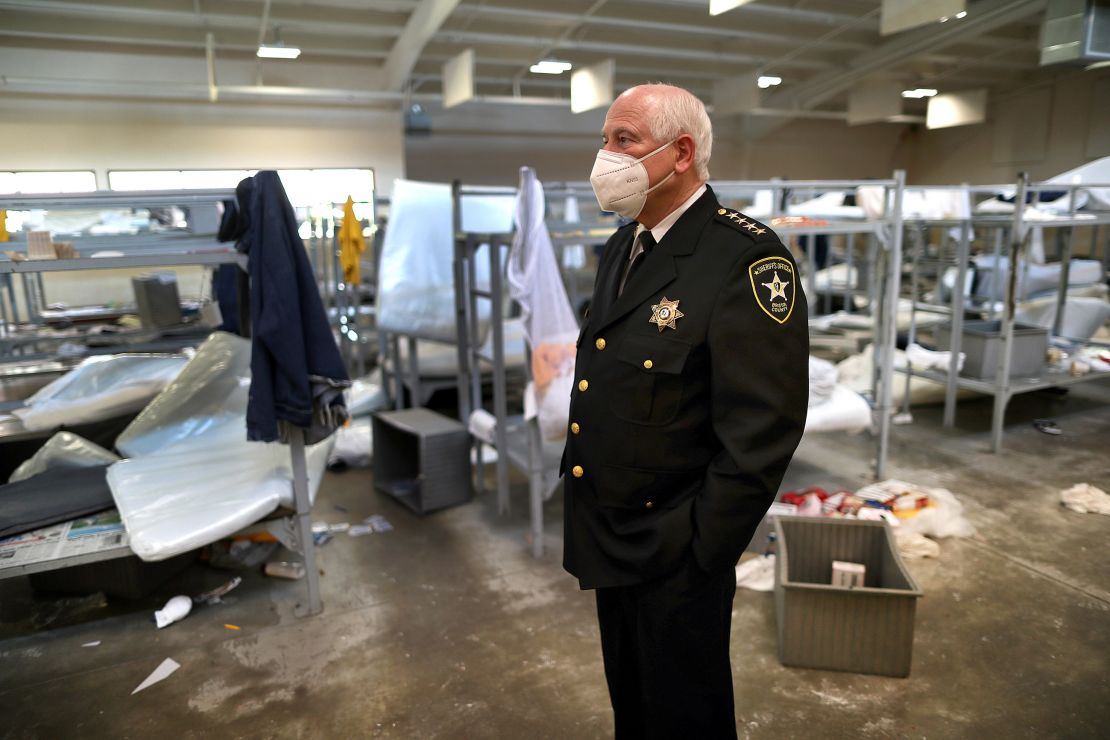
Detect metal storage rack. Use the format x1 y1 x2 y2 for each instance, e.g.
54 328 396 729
710 174 908 478
901 175 1110 451
452 174 907 560
0 188 325 616
0 189 246 361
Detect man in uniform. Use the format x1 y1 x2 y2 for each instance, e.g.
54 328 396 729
562 84 809 738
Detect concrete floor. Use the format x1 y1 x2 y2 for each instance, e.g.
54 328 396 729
1 381 1109 739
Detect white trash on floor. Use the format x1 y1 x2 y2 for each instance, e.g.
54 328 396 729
1060 483 1110 515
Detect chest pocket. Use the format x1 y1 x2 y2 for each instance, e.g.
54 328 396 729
607 333 691 425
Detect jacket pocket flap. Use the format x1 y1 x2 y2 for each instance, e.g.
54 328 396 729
617 334 691 374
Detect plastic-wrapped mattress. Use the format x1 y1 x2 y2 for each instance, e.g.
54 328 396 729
108 332 333 561
12 354 186 432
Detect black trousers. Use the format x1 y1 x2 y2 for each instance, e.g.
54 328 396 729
595 560 738 740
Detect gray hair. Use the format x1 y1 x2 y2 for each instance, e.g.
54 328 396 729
625 84 713 181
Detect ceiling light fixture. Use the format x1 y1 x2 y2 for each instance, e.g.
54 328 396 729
757 75 782 89
902 88 939 99
257 44 301 59
530 59 573 74
956 11 967 19
709 0 757 15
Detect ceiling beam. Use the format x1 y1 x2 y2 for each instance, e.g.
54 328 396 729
381 0 460 92
749 0 1048 139
433 29 830 70
0 11 395 58
632 0 879 29
451 3 872 53
0 0 407 40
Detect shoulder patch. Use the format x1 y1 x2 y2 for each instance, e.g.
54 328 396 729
715 208 770 238
748 255 796 325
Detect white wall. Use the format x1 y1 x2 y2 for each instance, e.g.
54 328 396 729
0 98 405 196
1 95 405 308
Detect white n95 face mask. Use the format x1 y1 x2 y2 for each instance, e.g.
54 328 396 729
589 140 676 219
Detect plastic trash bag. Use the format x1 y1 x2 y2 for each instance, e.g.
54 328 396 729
12 354 187 432
8 432 119 483
328 417 372 469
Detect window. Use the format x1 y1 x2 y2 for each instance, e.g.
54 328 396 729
108 168 376 208
0 170 97 194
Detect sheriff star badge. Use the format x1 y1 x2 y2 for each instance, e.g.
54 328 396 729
649 296 684 332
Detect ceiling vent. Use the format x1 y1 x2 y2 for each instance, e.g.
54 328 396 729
1041 0 1110 66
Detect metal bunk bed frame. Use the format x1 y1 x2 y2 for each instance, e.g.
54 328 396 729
451 173 906 561
0 188 324 617
901 176 1110 451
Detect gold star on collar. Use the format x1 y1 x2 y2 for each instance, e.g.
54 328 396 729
649 296 685 332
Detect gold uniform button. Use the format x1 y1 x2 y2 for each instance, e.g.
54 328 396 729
595 338 606 350
578 379 589 392
570 422 580 434
718 208 726 215
645 500 654 509
572 465 584 478
643 359 653 370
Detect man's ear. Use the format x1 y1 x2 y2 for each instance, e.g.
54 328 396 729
673 134 696 175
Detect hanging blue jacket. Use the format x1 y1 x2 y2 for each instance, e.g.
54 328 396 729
238 171 349 444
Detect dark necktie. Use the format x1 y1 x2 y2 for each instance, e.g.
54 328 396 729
618 230 656 298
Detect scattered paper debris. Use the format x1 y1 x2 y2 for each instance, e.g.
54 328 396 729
82 641 101 648
193 577 242 605
264 561 306 580
132 658 180 695
1061 483 1110 515
223 624 241 631
895 531 941 559
364 515 393 533
313 531 334 547
154 596 192 629
348 525 374 537
735 556 776 592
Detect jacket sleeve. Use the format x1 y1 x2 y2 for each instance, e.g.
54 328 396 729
692 239 810 572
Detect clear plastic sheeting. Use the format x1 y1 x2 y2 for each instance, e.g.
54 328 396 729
12 354 187 432
108 436 331 562
345 370 387 418
973 255 1104 303
8 432 120 483
108 331 334 562
1016 295 1110 342
376 179 514 342
115 332 249 458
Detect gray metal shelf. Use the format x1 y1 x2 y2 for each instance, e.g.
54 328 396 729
901 176 1110 451
1 252 246 273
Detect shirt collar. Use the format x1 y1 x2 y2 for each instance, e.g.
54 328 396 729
639 184 707 245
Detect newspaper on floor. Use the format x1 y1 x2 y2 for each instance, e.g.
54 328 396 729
0 511 129 572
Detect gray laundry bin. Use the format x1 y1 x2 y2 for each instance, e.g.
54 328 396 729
774 516 923 677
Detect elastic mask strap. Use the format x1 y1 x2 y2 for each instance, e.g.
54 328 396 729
634 139 676 165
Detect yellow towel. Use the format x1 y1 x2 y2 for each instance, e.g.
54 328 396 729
0 210 9 243
338 196 366 285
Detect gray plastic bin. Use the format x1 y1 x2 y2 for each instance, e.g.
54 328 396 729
372 408 472 514
935 320 1048 379
774 516 923 677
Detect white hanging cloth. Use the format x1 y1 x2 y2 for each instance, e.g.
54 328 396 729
506 167 579 441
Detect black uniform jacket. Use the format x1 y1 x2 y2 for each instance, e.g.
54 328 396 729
562 186 809 590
